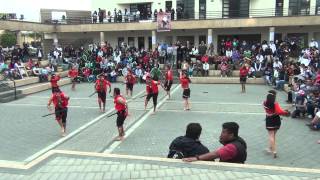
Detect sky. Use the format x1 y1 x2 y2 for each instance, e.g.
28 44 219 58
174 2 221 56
0 0 92 22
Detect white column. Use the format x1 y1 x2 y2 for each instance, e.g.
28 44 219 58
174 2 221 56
308 32 315 45
152 30 157 50
310 0 316 15
283 0 289 16
172 35 177 44
144 36 149 50
194 35 199 47
16 31 23 47
212 31 218 54
100 32 105 43
53 33 58 47
269 27 275 42
207 29 213 45
194 0 200 19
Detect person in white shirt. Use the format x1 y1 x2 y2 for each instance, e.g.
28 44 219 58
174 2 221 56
309 38 318 49
256 53 264 63
225 48 232 58
202 62 209 76
135 66 143 83
273 58 282 69
269 41 277 54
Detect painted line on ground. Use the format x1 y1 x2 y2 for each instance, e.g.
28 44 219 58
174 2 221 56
103 85 180 153
28 95 114 100
156 109 265 115
23 90 145 163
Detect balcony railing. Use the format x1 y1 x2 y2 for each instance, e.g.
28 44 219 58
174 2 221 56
1 7 319 25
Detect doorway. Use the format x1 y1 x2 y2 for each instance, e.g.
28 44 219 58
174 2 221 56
138 37 145 50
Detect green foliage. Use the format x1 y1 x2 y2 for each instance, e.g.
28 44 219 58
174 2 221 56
0 32 16 48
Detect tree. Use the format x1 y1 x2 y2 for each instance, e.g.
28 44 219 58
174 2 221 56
0 32 16 48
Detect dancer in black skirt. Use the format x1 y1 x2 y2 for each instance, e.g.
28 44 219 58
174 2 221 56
263 90 290 158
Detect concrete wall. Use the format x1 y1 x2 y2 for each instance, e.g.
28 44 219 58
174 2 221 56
250 0 275 17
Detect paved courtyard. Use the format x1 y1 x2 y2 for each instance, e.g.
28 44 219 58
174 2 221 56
1 82 320 179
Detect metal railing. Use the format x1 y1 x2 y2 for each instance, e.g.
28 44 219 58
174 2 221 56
1 7 319 25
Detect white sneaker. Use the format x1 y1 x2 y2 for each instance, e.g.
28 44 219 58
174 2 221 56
308 115 313 119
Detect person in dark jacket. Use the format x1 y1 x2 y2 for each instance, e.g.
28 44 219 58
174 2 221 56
168 123 209 159
183 122 247 163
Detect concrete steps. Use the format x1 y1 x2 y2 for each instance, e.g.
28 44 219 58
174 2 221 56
0 71 70 103
190 77 264 84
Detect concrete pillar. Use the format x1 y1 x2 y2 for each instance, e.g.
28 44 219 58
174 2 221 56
16 31 23 47
208 29 218 54
207 29 213 45
310 0 316 15
134 37 139 49
194 0 200 19
283 0 289 16
100 32 105 43
172 36 177 44
152 30 157 50
308 32 315 45
144 36 149 51
269 27 275 42
194 35 199 47
53 33 58 48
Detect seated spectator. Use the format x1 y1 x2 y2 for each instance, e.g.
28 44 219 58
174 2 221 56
292 90 307 118
188 63 194 77
168 123 209 159
220 62 229 77
275 68 285 90
194 60 202 76
183 122 247 164
264 66 273 85
202 61 209 76
306 110 320 134
109 68 117 82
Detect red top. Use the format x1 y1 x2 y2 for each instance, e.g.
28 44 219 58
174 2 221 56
225 41 232 49
217 144 237 162
126 74 136 84
239 67 249 77
263 101 288 116
95 79 111 92
114 95 127 112
166 70 173 81
143 55 150 64
68 69 78 78
51 75 60 88
201 55 209 63
180 77 190 89
146 80 159 94
51 92 68 108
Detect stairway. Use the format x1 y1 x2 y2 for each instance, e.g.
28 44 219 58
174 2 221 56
0 80 24 103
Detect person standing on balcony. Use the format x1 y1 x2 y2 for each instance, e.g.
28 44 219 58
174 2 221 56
124 8 129 22
118 10 122 22
154 9 158 21
98 8 103 23
171 8 175 21
113 8 118 22
92 11 97 23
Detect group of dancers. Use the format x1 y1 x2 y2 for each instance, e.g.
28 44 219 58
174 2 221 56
46 63 291 159
46 64 191 140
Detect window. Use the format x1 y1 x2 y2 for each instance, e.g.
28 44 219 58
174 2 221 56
223 0 250 18
128 37 135 48
289 0 310 16
316 0 320 14
176 0 195 19
275 0 284 16
199 35 207 44
199 0 206 19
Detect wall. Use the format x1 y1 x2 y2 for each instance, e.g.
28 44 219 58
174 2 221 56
250 0 276 17
206 0 223 18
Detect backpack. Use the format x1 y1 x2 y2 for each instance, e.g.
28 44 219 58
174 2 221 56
167 150 184 159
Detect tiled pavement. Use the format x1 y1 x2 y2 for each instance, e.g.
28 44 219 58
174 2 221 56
1 83 320 179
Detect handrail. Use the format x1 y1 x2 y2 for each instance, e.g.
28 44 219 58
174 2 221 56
1 7 319 25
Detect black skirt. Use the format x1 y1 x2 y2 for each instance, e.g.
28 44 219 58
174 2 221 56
240 76 247 83
183 88 190 98
265 115 281 130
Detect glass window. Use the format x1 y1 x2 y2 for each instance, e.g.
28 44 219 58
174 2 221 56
289 0 310 15
223 0 250 18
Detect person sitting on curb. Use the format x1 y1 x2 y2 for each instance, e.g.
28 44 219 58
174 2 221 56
168 123 209 159
183 122 247 164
